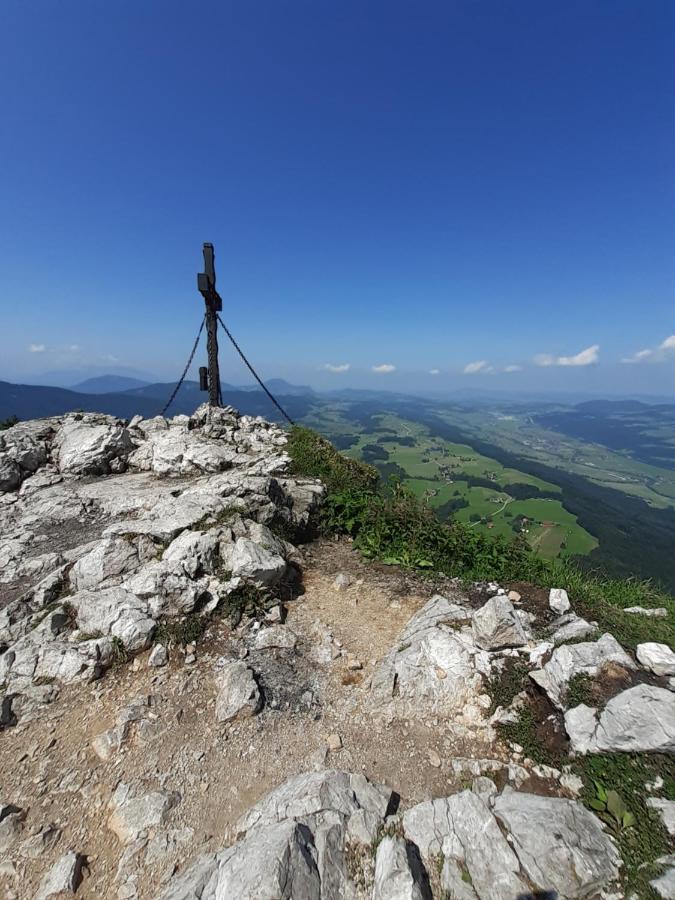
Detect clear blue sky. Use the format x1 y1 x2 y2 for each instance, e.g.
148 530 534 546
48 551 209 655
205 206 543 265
1 0 673 395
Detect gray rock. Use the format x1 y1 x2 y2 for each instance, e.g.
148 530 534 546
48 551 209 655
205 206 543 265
549 615 598 645
492 787 620 898
57 419 133 475
333 573 353 591
68 587 155 652
253 625 297 651
148 643 168 667
637 642 675 677
471 596 529 650
215 822 320 899
36 851 84 899
220 537 286 587
565 684 675 753
371 594 491 723
530 633 635 709
549 587 571 614
373 835 430 900
647 799 675 837
214 659 261 722
403 790 526 900
108 786 177 844
652 866 675 899
625 606 668 618
70 536 140 591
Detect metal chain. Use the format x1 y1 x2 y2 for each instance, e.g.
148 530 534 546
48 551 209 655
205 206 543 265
216 313 295 426
160 316 206 416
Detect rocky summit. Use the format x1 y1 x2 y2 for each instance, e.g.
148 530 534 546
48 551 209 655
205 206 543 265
0 406 674 899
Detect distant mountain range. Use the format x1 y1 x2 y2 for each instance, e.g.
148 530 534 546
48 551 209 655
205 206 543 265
0 377 316 423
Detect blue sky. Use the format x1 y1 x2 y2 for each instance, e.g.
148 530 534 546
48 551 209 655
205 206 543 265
0 0 673 395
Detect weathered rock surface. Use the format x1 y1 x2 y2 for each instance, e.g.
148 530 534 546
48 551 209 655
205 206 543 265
637 642 675 676
373 835 430 900
370 594 492 726
0 405 323 726
214 659 261 722
530 633 635 708
492 787 620 898
471 595 529 650
565 684 675 753
403 790 526 899
35 850 84 899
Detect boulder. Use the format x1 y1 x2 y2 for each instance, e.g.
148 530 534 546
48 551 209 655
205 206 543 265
492 787 620 898
253 625 297 651
57 419 133 475
220 537 287 587
471 596 529 650
373 835 430 900
565 684 675 753
652 866 675 899
70 536 141 592
67 587 155 652
549 588 571 614
36 851 84 899
108 785 177 844
637 642 675 677
371 594 491 722
402 790 526 900
214 659 261 722
625 606 668 618
530 633 635 709
148 643 168 667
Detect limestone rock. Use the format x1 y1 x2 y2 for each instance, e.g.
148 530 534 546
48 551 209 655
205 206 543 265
549 614 597 645
108 786 177 844
214 659 261 722
625 606 668 618
57 418 133 475
220 537 287 587
471 596 529 650
647 799 675 837
549 587 571 614
530 633 635 709
68 587 155 652
253 625 297 651
652 866 675 899
371 594 491 723
373 835 430 900
148 643 168 667
492 787 620 898
403 790 526 900
637 642 675 677
565 684 675 753
36 851 84 899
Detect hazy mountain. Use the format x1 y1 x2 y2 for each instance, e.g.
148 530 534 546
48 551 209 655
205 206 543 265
72 375 151 394
22 366 157 388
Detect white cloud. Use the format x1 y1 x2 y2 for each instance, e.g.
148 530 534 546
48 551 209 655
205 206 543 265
503 364 522 373
534 344 599 367
66 344 80 352
29 343 45 353
463 360 490 374
621 334 675 364
372 363 396 374
621 348 653 364
322 363 350 373
429 368 440 375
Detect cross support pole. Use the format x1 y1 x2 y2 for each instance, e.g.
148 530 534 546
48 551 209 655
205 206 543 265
197 242 223 407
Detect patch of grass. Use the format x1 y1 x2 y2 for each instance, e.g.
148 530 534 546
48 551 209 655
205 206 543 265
565 672 595 709
574 753 675 897
110 636 129 667
0 415 18 431
287 426 379 495
222 583 271 627
487 659 530 715
155 614 210 647
496 708 561 767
